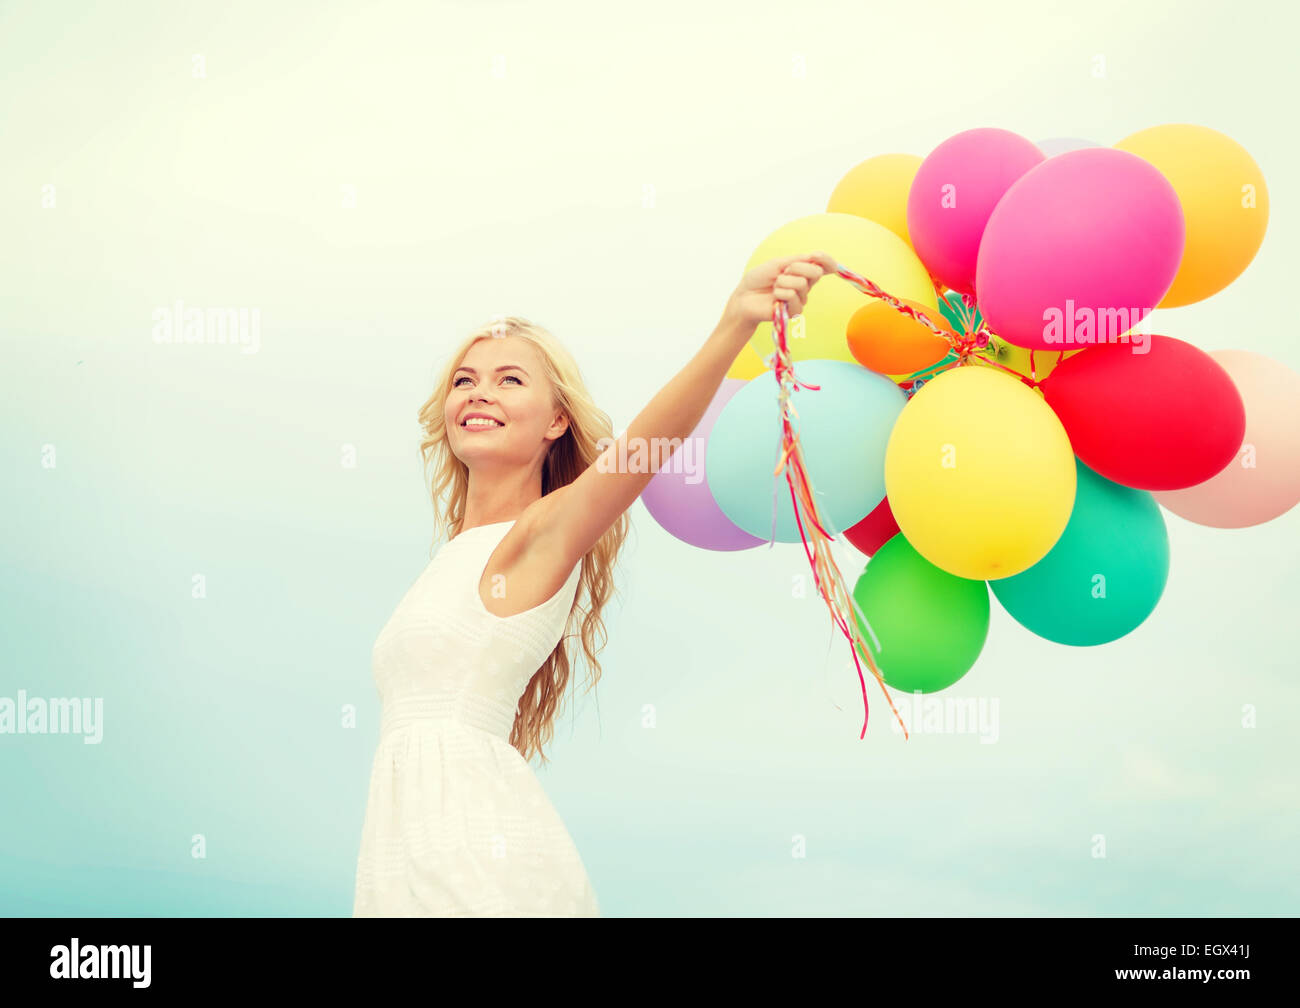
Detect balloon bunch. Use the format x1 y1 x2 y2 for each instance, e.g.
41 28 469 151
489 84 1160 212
640 125 1298 740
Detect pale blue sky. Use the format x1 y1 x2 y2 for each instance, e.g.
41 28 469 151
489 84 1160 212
1 0 1295 915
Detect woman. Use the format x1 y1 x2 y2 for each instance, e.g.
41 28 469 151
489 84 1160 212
353 250 836 916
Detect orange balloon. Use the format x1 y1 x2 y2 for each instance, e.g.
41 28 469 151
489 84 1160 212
1115 124 1269 308
847 298 953 376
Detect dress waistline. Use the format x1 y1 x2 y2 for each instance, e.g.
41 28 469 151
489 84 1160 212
379 691 515 741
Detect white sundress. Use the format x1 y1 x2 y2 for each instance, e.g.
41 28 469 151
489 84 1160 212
352 519 600 917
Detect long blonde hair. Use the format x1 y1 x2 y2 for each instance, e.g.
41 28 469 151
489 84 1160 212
417 316 629 766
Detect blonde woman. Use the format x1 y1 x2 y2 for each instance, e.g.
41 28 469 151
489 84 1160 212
353 251 835 917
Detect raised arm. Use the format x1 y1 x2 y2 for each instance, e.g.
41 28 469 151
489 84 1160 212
541 251 837 566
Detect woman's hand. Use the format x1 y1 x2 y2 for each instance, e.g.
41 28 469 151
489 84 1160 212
722 250 838 331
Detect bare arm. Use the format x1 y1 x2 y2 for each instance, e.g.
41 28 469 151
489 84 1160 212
541 251 836 566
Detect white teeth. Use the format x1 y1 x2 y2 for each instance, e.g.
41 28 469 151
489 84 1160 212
464 418 503 427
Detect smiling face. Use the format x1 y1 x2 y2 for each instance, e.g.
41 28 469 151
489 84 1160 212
444 335 569 473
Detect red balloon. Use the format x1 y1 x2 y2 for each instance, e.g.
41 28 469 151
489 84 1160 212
1040 334 1246 491
844 496 899 556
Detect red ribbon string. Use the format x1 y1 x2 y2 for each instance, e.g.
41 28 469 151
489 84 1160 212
767 262 1058 740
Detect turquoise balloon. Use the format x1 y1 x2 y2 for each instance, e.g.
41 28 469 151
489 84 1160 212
937 289 982 335
902 291 976 382
707 360 906 542
989 457 1169 645
929 289 1016 376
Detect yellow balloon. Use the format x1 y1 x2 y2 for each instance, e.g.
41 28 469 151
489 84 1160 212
726 340 768 380
884 366 1076 580
826 153 923 249
745 212 938 365
1115 124 1269 308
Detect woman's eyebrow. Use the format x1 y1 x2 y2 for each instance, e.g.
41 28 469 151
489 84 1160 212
454 365 529 376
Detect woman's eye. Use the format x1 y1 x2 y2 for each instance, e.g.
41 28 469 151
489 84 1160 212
454 375 521 388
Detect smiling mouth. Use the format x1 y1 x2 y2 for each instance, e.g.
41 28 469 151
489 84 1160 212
461 419 505 428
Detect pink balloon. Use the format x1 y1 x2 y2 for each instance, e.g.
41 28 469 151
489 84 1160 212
639 378 766 551
976 147 1184 351
906 128 1045 296
1153 350 1300 528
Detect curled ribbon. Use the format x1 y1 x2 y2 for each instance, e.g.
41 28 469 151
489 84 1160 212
766 262 1059 739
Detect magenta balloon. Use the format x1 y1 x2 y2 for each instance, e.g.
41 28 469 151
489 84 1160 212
639 377 766 551
906 127 1045 296
975 147 1185 351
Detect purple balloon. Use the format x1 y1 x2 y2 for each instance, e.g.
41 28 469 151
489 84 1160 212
639 377 766 551
1035 136 1102 158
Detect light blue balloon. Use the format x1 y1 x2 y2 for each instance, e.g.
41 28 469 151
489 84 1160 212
1035 136 1103 158
706 360 906 543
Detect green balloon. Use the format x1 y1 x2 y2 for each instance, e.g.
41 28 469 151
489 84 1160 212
906 291 986 380
851 534 990 693
937 289 982 335
989 457 1169 646
924 291 1024 374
